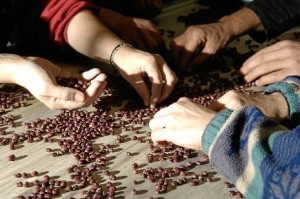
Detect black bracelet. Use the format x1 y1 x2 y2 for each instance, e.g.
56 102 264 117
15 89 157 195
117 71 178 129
110 43 133 68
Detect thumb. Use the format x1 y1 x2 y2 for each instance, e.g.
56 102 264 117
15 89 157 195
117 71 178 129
46 85 85 102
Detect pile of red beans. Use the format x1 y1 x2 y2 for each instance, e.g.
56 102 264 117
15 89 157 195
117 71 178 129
0 52 251 198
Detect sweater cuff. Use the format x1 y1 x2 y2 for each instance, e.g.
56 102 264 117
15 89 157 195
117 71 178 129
264 81 300 127
202 109 233 155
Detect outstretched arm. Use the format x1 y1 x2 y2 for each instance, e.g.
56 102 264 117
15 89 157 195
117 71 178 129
0 54 106 110
66 10 177 107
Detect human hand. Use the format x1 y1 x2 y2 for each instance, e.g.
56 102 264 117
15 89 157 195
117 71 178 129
209 90 288 122
149 97 216 150
114 47 177 107
98 8 166 53
14 57 107 110
239 40 300 86
170 22 231 74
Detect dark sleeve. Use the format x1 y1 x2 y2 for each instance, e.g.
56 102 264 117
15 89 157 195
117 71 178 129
245 0 300 42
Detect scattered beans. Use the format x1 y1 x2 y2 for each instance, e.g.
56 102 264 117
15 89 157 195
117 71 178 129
0 55 257 198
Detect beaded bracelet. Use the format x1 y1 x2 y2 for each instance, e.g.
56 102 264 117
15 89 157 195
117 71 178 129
110 43 133 68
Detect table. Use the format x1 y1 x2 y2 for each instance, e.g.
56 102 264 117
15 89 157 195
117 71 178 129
1 1 299 198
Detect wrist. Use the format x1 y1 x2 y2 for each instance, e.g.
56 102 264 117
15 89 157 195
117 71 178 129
219 7 263 39
269 92 289 121
0 54 28 84
110 43 134 69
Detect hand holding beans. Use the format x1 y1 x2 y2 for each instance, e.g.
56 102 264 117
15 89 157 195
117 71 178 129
1 55 107 110
113 47 178 107
239 40 300 86
149 97 216 150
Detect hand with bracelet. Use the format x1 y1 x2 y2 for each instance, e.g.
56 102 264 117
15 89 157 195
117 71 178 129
67 11 177 107
110 43 177 107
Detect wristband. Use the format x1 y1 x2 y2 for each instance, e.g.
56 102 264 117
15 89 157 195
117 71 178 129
110 43 133 68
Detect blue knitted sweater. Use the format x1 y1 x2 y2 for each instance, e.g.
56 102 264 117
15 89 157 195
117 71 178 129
202 76 300 199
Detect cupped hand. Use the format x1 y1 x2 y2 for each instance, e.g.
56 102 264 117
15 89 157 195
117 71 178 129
240 40 300 86
115 48 177 107
98 8 166 53
170 22 231 74
149 97 216 150
17 57 107 110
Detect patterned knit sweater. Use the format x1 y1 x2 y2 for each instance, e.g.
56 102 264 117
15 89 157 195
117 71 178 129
202 76 300 199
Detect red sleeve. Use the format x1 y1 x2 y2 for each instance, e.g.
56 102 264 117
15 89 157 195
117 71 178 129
40 0 99 48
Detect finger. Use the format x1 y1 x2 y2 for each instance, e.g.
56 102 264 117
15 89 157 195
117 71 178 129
146 66 163 107
78 68 102 80
130 78 151 106
254 69 288 86
240 48 283 75
83 80 107 106
160 64 178 101
207 91 232 111
91 73 107 83
243 59 285 83
47 98 84 110
249 40 296 57
47 85 85 102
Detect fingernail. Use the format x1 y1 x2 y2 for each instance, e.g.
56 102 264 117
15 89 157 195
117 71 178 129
75 93 85 102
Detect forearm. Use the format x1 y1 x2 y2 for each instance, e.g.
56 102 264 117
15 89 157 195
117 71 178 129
0 54 28 84
66 10 125 64
218 7 263 40
202 106 300 199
